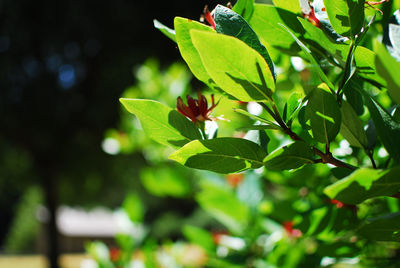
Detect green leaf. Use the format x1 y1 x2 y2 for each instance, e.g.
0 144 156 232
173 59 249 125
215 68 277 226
190 30 275 102
153 19 176 42
343 77 364 115
362 93 400 163
285 92 303 122
140 166 190 197
233 108 280 128
305 84 342 144
174 17 215 85
323 0 365 38
324 167 400 204
273 0 301 14
339 42 356 91
375 41 400 105
280 24 335 90
214 5 275 80
358 212 400 242
264 141 314 170
237 124 281 131
122 193 144 223
169 137 267 174
298 17 347 65
232 0 254 21
249 4 303 52
303 207 333 236
120 99 202 148
197 183 249 234
182 225 215 252
340 100 368 148
355 46 386 88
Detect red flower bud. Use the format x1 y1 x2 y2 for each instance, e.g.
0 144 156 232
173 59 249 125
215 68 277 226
203 5 216 30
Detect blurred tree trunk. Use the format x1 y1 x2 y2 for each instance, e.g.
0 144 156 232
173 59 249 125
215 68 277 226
43 169 59 268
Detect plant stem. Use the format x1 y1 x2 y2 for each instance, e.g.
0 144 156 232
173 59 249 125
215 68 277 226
367 150 377 169
258 102 280 122
261 102 356 170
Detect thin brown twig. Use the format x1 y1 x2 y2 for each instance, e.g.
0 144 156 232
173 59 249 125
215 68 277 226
266 106 357 170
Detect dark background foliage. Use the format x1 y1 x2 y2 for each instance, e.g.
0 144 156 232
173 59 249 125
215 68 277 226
0 0 221 266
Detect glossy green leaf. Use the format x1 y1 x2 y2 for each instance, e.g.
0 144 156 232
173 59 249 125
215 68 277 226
363 93 400 163
355 46 386 88
190 30 275 102
285 92 303 122
232 0 254 21
182 225 215 252
340 100 368 148
237 124 281 131
343 77 364 116
233 108 280 128
214 5 275 80
273 0 301 14
375 42 400 105
264 141 314 170
323 0 365 38
120 99 202 148
339 42 356 90
305 85 342 144
196 184 249 234
298 17 347 65
169 137 267 174
249 4 303 52
153 19 176 42
358 212 400 242
174 17 215 85
280 24 335 90
324 167 400 204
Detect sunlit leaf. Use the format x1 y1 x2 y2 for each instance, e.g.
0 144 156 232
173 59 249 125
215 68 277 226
264 141 314 170
323 0 365 38
324 167 400 204
190 30 275 102
362 93 400 163
273 0 301 14
169 137 267 174
214 5 275 80
280 23 335 90
249 4 303 52
153 19 176 42
232 0 255 21
120 99 202 148
305 84 341 144
375 41 400 105
340 100 368 148
174 17 215 85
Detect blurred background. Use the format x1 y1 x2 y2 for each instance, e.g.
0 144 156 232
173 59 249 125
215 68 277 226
0 0 223 267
